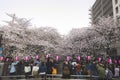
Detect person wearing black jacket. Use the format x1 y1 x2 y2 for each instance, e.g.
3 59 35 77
62 61 71 79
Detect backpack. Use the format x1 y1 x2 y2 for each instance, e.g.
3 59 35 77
76 64 81 72
63 65 70 75
24 66 31 73
106 70 113 79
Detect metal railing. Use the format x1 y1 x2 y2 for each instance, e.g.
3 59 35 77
0 74 99 80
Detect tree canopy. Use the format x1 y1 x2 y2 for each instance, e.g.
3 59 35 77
0 14 120 57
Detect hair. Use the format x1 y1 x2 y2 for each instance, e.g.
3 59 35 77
41 62 45 66
37 59 39 61
34 63 38 66
47 57 50 62
25 62 29 66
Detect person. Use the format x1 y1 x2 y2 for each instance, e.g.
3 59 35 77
114 65 119 78
71 54 77 74
9 60 18 75
9 60 18 79
35 59 41 68
52 66 57 79
71 62 76 75
39 62 47 80
32 63 39 80
62 61 71 79
46 57 55 79
86 61 92 80
105 67 113 80
24 62 31 79
16 60 24 75
97 63 105 80
91 62 98 80
75 62 82 79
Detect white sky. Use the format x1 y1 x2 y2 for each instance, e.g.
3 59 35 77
0 0 95 35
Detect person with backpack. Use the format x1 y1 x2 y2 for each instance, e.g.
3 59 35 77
105 67 113 80
75 62 82 79
62 61 71 79
71 55 77 75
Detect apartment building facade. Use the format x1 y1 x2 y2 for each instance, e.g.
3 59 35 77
91 0 120 23
91 0 113 24
112 0 120 21
91 0 120 55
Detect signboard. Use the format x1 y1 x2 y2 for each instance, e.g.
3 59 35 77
0 48 3 57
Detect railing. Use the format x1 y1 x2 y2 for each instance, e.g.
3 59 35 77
0 74 99 80
1 74 119 80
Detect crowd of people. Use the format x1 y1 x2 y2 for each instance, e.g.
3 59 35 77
62 55 120 80
0 54 120 80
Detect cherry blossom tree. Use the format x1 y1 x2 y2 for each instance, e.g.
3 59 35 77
0 14 62 58
26 27 62 56
1 14 120 58
63 27 94 55
0 14 31 57
93 17 120 56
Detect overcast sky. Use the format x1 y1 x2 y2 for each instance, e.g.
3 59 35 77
0 0 95 35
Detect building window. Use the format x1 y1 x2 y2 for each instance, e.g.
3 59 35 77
116 7 119 13
115 0 118 4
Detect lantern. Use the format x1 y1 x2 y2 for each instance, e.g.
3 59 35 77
46 54 49 58
0 56 3 61
77 56 80 61
15 56 20 61
56 56 59 61
118 60 120 64
35 55 39 59
98 57 101 62
46 54 50 58
24 56 29 61
108 58 112 64
87 56 91 60
66 56 70 61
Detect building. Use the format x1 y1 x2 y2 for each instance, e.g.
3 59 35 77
112 0 120 22
91 0 113 24
91 0 120 56
91 0 120 24
112 0 120 56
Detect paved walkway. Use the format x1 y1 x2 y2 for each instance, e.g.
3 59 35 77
9 79 87 80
